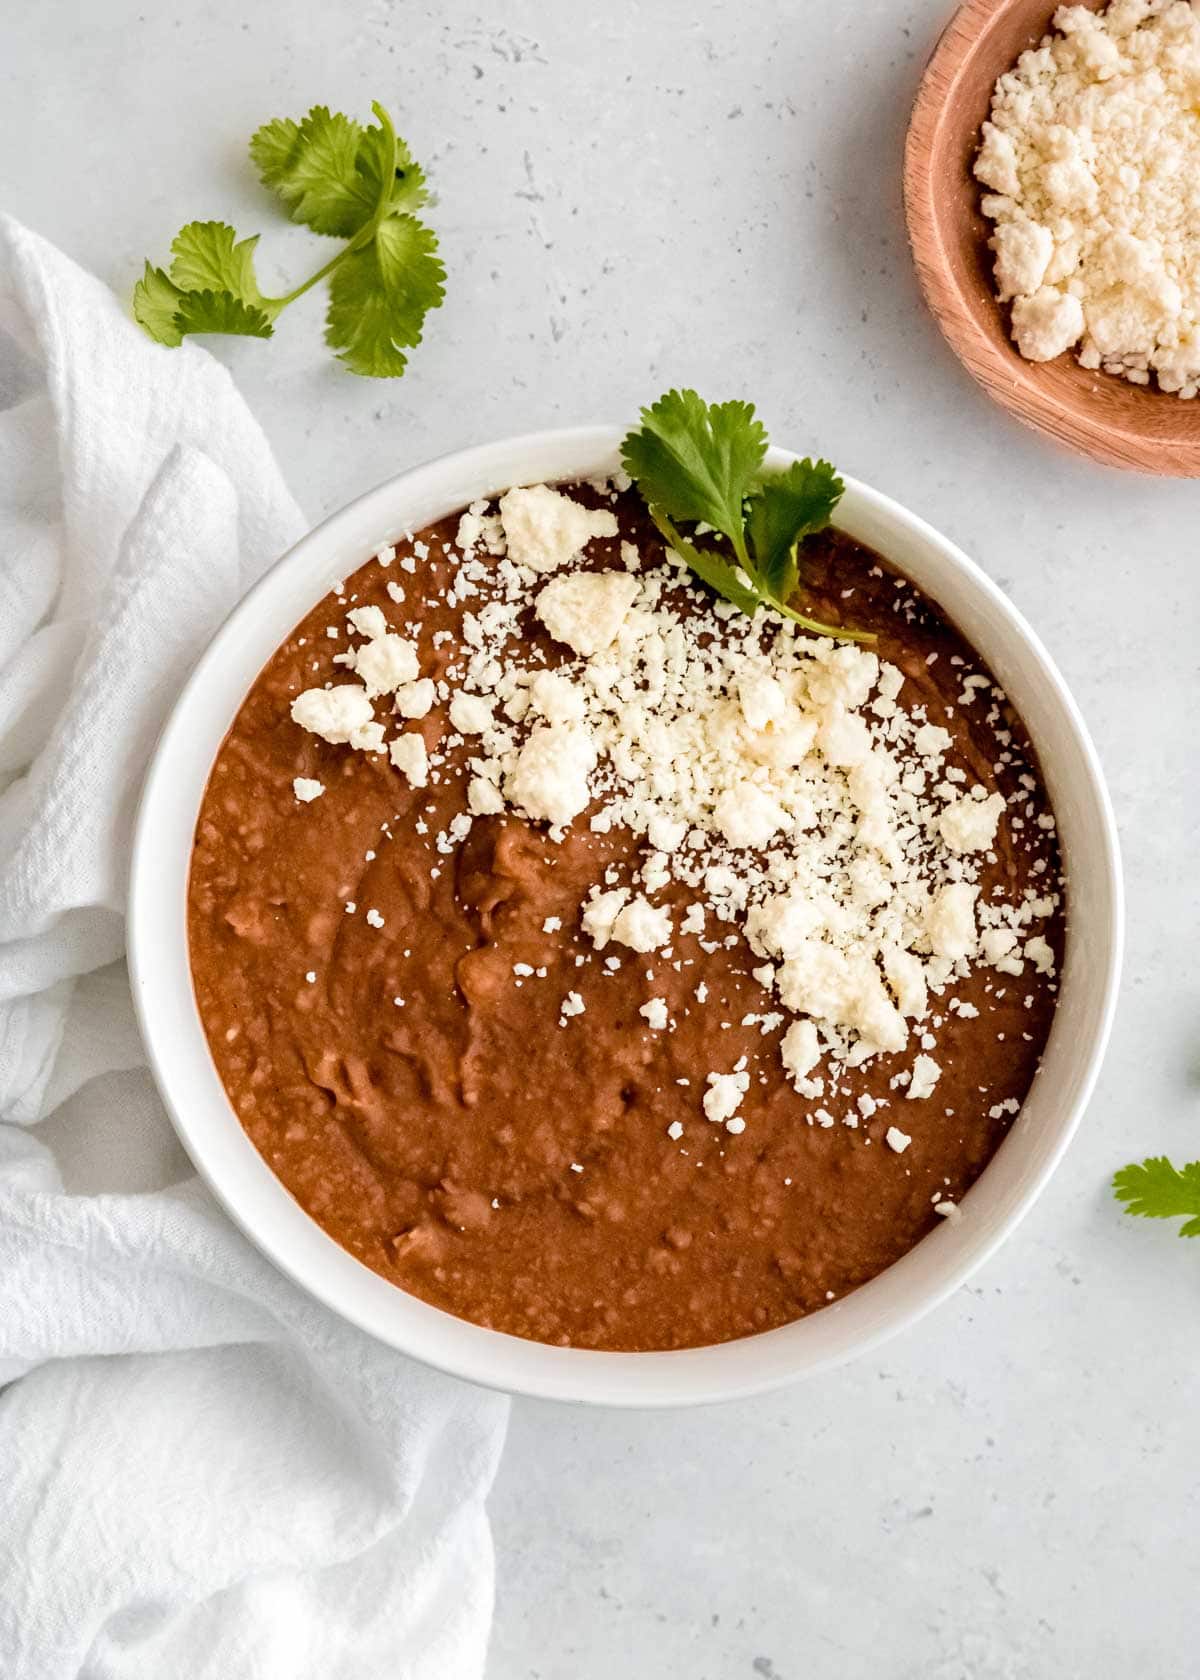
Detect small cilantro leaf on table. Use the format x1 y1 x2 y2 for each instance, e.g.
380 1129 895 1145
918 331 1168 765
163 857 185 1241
1113 1157 1200 1237
131 264 189 348
620 390 871 643
133 101 442 378
172 290 274 340
325 214 445 377
133 241 274 346
166 221 267 303
249 107 370 237
353 128 430 223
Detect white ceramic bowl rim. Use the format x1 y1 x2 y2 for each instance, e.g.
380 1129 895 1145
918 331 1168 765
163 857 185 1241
128 426 1123 1408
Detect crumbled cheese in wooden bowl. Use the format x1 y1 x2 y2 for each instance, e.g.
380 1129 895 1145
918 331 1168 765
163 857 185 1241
291 482 1059 1136
976 0 1200 396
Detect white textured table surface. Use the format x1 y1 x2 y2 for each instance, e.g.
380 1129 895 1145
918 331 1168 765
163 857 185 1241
6 2 1198 1675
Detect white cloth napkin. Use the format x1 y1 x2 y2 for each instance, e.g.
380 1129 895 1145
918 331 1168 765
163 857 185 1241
0 216 509 1680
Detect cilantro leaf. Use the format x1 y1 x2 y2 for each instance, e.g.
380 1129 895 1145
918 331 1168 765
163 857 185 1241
131 226 273 348
621 391 868 641
173 290 274 340
168 221 266 306
132 269 272 347
621 389 766 559
748 458 844 604
244 114 306 195
250 107 369 238
657 516 761 618
1113 1157 1200 1237
324 213 445 377
355 127 430 221
250 103 428 239
135 101 443 378
132 263 187 346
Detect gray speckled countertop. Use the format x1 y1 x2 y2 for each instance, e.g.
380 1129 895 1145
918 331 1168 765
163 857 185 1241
6 1 1197 1673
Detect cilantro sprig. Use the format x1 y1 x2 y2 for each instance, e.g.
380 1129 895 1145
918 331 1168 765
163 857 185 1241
620 390 872 642
133 102 444 378
1113 1157 1200 1238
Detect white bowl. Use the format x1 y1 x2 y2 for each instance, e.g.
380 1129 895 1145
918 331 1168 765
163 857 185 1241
128 427 1123 1407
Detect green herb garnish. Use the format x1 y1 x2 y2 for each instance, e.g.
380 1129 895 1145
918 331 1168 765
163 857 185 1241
1113 1157 1200 1237
133 101 444 378
620 389 872 642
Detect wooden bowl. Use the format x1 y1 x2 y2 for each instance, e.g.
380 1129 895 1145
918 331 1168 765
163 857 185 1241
904 0 1200 476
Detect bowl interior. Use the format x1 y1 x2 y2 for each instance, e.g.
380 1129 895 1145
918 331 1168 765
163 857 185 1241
905 0 1200 474
128 429 1122 1406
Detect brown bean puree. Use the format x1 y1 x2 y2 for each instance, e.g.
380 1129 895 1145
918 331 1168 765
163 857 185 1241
189 486 1063 1352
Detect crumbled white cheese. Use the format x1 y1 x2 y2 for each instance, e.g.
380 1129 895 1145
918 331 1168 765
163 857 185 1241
883 946 928 1022
560 991 586 1018
498 483 618 573
1024 934 1055 974
389 733 429 788
639 997 669 1030
1010 288 1086 362
737 671 788 732
394 678 435 719
914 722 952 759
508 723 596 827
440 491 1051 1069
981 927 1021 972
580 887 628 951
455 502 505 558
909 1054 942 1101
816 706 873 768
528 670 587 728
938 791 1006 854
714 783 790 850
293 777 325 803
703 1069 750 1126
535 571 640 656
611 895 673 954
990 216 1054 303
347 605 387 641
780 1018 820 1086
449 691 495 734
292 686 376 746
885 1126 911 1154
468 776 505 816
777 940 907 1054
354 635 420 698
925 883 978 962
976 0 1200 396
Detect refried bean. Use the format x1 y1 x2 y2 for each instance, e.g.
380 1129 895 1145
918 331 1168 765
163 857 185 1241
188 488 1063 1352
